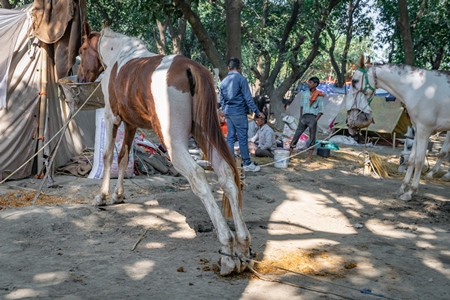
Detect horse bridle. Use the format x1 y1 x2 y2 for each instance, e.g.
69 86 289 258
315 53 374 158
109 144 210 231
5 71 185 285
356 66 377 103
97 29 107 72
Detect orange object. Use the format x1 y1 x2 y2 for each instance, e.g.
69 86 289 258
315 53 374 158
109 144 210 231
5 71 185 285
220 122 228 136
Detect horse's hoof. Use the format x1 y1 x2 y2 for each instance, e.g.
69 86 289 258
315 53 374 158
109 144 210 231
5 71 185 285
219 256 236 276
442 174 450 181
395 187 406 197
92 195 106 206
235 253 253 273
110 193 124 204
398 193 412 201
425 172 434 179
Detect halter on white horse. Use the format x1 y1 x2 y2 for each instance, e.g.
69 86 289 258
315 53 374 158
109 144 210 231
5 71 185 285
351 54 450 201
346 64 376 134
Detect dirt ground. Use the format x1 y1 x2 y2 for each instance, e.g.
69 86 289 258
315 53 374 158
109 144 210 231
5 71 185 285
1 134 449 300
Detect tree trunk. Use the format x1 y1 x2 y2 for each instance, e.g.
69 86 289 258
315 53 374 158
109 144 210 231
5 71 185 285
397 0 414 65
173 0 228 78
225 0 243 61
168 19 186 55
154 20 167 55
0 0 12 9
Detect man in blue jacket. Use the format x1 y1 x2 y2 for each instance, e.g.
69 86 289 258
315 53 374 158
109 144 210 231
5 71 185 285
219 57 265 172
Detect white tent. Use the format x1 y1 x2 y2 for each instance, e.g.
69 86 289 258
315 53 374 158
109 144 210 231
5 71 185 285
0 5 95 180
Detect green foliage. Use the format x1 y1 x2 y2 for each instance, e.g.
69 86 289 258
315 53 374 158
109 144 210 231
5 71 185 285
374 0 450 68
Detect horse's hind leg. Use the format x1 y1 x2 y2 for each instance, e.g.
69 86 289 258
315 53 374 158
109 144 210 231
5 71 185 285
425 132 450 179
168 144 237 275
111 123 136 204
210 148 252 273
93 114 119 206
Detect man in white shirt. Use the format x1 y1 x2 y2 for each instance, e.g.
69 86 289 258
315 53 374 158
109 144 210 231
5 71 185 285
248 114 277 158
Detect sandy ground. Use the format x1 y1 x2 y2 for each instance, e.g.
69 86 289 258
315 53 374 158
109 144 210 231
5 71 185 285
1 134 449 300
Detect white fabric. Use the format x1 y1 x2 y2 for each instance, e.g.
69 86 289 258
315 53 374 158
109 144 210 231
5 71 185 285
0 8 30 110
89 108 134 179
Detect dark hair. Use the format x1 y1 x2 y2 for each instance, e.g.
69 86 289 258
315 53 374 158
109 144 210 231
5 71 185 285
255 112 268 122
227 57 240 70
309 76 320 85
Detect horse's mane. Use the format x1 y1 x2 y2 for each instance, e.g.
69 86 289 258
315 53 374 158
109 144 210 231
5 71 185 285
373 63 450 77
101 27 155 65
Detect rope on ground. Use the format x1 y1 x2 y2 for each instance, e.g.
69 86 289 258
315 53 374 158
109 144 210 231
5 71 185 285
131 228 149 251
248 266 357 300
0 83 102 186
220 250 400 300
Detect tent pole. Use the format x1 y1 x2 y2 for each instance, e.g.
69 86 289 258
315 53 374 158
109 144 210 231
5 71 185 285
393 132 396 150
37 44 48 176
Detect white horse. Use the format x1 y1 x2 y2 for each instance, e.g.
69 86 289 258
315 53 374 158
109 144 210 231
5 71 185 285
425 132 450 181
350 55 450 200
77 23 251 275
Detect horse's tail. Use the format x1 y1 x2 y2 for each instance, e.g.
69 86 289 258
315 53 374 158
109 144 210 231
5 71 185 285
187 64 241 218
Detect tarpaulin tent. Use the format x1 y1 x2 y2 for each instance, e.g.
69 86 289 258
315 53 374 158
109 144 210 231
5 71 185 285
0 2 95 181
286 84 411 144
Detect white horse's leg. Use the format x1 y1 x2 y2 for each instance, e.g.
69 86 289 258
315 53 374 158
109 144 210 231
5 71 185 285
210 148 252 273
93 113 118 206
396 142 416 197
399 129 430 201
111 124 136 204
425 132 450 179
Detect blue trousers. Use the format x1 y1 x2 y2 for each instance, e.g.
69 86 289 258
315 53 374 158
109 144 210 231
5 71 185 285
225 114 251 166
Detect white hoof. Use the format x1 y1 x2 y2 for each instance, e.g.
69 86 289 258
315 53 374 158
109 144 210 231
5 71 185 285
110 193 124 204
395 187 405 197
442 173 450 181
92 194 106 206
219 256 236 276
398 192 412 201
425 172 434 179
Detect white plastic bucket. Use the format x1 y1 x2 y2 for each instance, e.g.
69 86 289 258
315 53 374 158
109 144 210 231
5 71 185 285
274 150 289 168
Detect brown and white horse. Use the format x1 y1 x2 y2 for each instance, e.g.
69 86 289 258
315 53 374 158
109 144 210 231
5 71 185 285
77 23 251 275
350 55 450 201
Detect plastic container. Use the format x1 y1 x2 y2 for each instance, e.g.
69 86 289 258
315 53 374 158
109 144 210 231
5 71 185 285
274 150 289 168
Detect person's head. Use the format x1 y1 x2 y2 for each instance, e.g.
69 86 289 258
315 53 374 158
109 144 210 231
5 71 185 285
218 110 226 124
254 113 267 126
227 57 240 71
308 77 320 89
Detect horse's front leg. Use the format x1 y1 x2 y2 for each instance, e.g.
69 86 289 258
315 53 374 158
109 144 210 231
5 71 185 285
93 118 118 206
111 124 136 204
396 145 415 198
399 130 430 201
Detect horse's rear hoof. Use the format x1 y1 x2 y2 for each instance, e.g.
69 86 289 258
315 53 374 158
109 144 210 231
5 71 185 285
219 256 236 276
110 193 124 205
92 195 106 206
425 172 434 179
